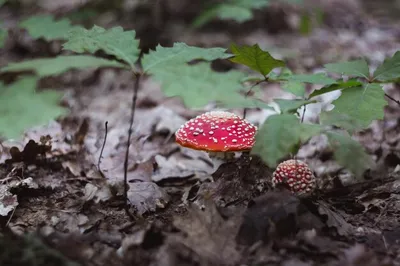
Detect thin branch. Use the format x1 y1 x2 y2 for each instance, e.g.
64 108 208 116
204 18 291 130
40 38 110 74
97 121 108 170
385 93 400 107
295 98 307 161
123 72 141 221
243 78 268 119
300 104 307 123
5 206 16 227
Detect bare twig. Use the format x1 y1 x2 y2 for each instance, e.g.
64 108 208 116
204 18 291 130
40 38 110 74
97 121 108 171
300 104 307 123
385 93 400 107
123 72 141 221
243 78 268 119
5 206 16 227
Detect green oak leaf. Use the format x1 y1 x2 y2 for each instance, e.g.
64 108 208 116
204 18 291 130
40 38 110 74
0 77 67 139
229 43 285 76
150 62 246 108
19 15 82 41
309 79 362 98
279 68 305 96
63 25 140 68
282 80 306 97
274 99 315 114
373 51 400 82
281 73 336 85
252 114 323 167
329 83 387 129
319 112 363 133
217 93 273 110
324 59 369 78
326 131 373 179
142 42 230 72
0 55 126 77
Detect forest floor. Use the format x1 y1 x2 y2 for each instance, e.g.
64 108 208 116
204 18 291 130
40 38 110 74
1 0 400 265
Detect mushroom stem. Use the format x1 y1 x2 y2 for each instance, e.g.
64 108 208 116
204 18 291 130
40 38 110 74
207 151 235 172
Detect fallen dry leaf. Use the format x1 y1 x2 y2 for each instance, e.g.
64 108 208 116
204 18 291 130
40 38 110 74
0 185 18 216
317 200 354 236
171 200 241 265
127 181 170 214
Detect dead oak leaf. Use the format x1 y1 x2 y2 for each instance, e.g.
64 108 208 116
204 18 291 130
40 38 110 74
83 183 112 203
152 154 210 183
317 200 354 236
0 185 18 216
127 181 169 215
171 200 241 265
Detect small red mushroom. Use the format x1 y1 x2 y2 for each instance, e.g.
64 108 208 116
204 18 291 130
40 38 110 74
175 111 257 171
272 159 316 197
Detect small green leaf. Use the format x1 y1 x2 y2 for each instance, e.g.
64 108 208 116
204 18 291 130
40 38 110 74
373 51 400 82
229 43 285 76
319 112 363 133
282 81 306 97
19 15 82 41
63 25 140 68
0 27 6 48
142 43 230 73
281 73 336 85
324 59 369 78
150 62 246 108
309 79 362 98
0 77 67 139
299 13 312 35
1 55 126 77
218 94 273 110
192 5 252 27
252 114 323 167
234 0 271 8
192 0 270 27
279 68 305 96
274 99 315 114
214 4 253 22
326 131 373 179
329 83 387 128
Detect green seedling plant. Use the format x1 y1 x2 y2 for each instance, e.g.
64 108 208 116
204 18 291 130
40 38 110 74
192 0 303 28
1 14 400 217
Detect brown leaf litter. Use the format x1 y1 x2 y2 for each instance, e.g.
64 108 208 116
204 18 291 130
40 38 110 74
1 0 400 265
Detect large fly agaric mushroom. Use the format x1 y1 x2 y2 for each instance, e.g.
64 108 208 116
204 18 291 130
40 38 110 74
272 159 316 197
175 111 257 172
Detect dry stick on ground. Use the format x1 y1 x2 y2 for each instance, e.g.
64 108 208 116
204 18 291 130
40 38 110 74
123 72 141 221
97 121 109 171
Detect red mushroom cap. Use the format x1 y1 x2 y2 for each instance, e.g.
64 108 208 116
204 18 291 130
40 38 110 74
175 111 257 152
272 159 316 196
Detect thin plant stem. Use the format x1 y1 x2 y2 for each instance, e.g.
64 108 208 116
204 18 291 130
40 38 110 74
97 121 108 171
243 78 268 119
123 72 141 221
